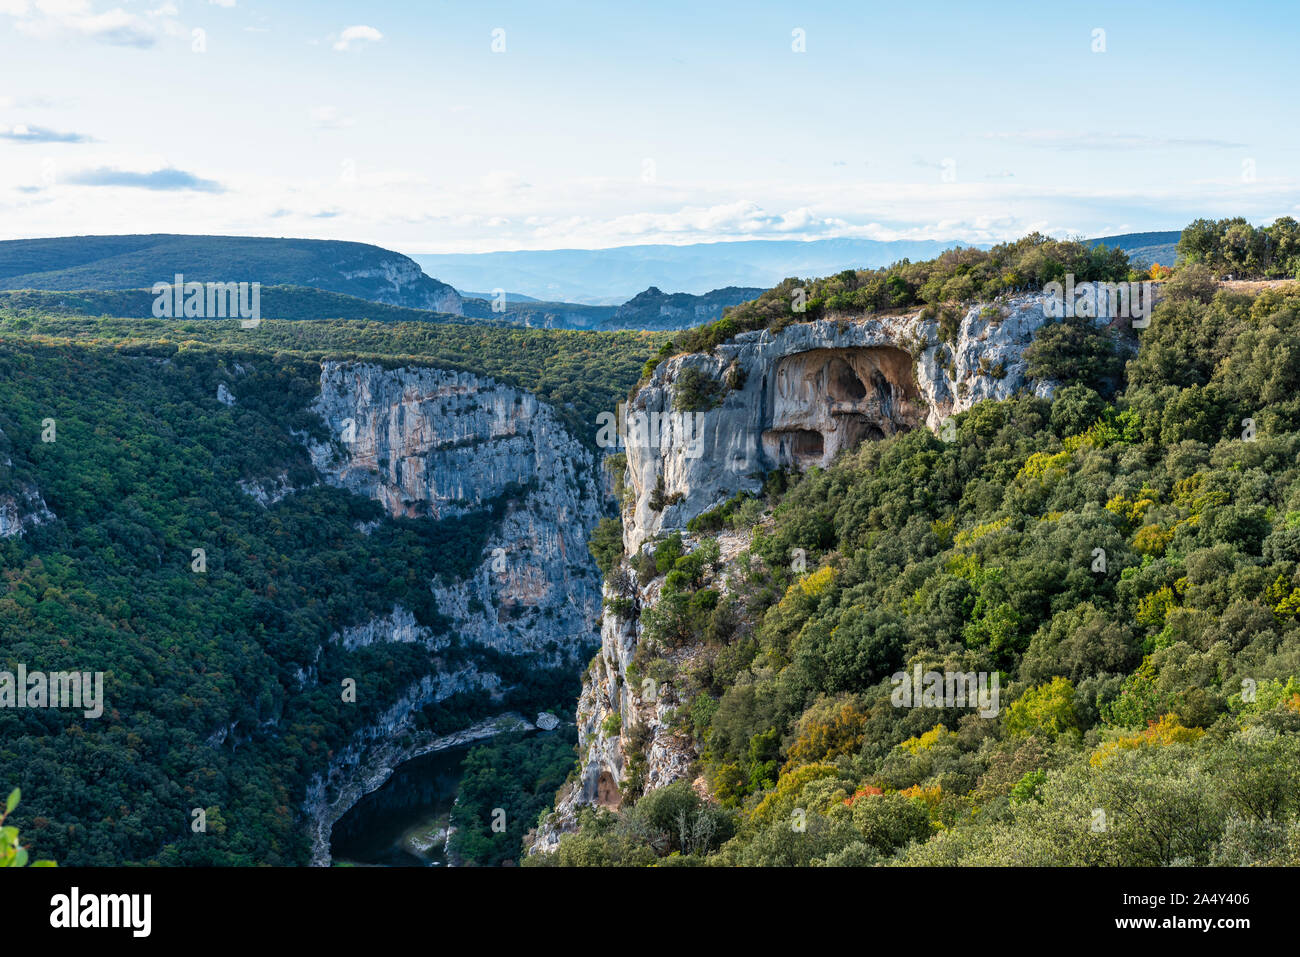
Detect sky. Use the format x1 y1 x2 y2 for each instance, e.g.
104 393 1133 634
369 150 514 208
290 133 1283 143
1 0 1298 255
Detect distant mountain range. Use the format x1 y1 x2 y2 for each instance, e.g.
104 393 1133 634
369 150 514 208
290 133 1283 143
0 230 1185 333
458 284 765 330
414 232 1184 304
1084 231 1181 268
0 234 463 314
415 239 965 304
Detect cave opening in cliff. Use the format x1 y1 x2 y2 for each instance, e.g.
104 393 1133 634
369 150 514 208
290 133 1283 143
763 428 825 469
827 356 868 403
761 346 922 470
595 770 622 809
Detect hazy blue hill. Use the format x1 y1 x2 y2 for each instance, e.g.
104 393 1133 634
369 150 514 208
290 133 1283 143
602 285 766 330
412 238 966 303
458 290 544 303
414 233 1183 303
0 234 462 312
1087 230 1182 267
0 286 485 325
459 295 617 328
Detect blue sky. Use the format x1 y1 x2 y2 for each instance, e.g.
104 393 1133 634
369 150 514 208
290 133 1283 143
1 0 1297 253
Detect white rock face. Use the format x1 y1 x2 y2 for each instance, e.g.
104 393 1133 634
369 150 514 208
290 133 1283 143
620 291 1114 553
0 432 53 538
296 360 608 862
533 289 1125 852
332 604 451 653
340 257 464 315
237 472 298 506
307 360 606 664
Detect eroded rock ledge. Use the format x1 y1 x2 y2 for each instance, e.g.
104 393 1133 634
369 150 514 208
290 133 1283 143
533 289 1119 852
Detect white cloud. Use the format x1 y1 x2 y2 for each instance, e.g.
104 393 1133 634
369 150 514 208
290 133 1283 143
309 106 353 129
983 130 1246 151
4 0 170 48
332 24 381 52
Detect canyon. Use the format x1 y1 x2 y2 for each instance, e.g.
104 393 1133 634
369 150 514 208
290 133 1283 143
293 360 607 863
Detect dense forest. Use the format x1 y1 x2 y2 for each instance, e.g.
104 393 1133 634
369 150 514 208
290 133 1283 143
1175 217 1300 279
0 311 664 864
0 286 485 326
535 253 1300 866
0 310 667 450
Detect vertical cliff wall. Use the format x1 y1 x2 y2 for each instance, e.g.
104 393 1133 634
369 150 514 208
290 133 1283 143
299 360 607 863
0 427 53 538
533 289 1123 850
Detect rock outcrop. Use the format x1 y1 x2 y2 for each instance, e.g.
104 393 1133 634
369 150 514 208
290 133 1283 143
0 430 53 538
620 293 1086 553
338 257 463 315
534 288 1124 850
297 360 608 862
307 360 605 663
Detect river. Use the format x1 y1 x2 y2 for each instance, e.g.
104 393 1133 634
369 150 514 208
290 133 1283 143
329 745 471 867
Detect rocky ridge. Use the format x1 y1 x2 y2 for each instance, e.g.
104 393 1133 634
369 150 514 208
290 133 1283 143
533 288 1125 850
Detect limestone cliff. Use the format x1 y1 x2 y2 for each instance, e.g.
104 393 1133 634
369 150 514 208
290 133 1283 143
338 257 464 315
621 293 1081 554
296 360 606 863
534 288 1123 850
0 428 53 538
306 360 604 663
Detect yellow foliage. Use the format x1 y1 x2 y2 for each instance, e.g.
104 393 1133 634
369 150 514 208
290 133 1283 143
1062 432 1096 454
783 700 868 771
1106 489 1158 526
1090 715 1204 767
898 724 956 755
748 763 838 827
931 515 956 545
792 565 835 599
1136 586 1177 629
1016 450 1071 484
897 784 943 808
1264 575 1300 620
954 516 1012 546
1132 523 1174 556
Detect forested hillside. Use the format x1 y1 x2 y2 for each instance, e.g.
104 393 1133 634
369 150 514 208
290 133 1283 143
0 234 461 313
0 315 662 865
0 286 479 326
534 255 1300 867
0 311 667 449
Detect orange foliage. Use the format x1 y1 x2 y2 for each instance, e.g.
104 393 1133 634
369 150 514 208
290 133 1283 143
843 785 883 807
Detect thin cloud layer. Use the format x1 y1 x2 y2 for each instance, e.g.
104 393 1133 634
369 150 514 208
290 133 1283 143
63 166 224 192
0 124 90 142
